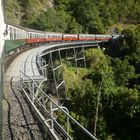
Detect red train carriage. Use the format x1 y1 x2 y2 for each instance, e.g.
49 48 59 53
26 32 45 44
45 33 62 42
95 35 112 41
63 34 78 41
78 34 96 41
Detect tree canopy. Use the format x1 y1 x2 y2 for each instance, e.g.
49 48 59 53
62 27 140 139
5 0 140 33
5 0 140 139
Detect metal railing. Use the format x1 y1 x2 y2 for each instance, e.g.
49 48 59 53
20 70 97 140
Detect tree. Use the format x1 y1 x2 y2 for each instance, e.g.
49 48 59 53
102 87 140 139
111 58 135 87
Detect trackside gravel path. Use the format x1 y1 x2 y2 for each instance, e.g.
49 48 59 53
3 49 44 140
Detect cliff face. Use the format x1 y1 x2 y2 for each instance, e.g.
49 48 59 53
5 0 53 24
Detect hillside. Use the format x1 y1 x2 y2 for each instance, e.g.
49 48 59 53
5 0 140 33
5 0 53 24
62 26 140 139
4 0 140 139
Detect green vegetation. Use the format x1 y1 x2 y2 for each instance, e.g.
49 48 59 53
5 0 140 139
63 27 140 139
5 0 140 33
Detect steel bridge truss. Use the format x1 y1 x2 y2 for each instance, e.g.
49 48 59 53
20 45 98 140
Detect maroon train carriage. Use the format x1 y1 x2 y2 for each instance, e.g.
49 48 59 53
78 34 96 41
63 34 78 41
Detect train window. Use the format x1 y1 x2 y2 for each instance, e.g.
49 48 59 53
11 28 14 40
19 30 21 39
20 30 22 39
9 27 13 40
18 30 20 39
17 29 19 39
24 32 26 39
27 33 30 38
21 31 24 39
17 30 19 39
29 33 31 38
13 28 16 39
22 31 23 39
16 29 18 39
20 31 22 39
28 33 30 38
26 33 28 38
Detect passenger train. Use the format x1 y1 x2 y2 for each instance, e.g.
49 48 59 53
4 22 118 53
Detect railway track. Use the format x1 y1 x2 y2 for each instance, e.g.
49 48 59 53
3 49 45 140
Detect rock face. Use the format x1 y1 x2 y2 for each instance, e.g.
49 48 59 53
5 0 53 24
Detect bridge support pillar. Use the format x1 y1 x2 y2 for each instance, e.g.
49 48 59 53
49 51 66 105
74 47 86 73
65 47 86 73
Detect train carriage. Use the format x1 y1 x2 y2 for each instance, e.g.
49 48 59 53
45 33 63 42
5 24 26 53
26 32 45 44
63 34 78 41
95 34 112 41
79 34 96 41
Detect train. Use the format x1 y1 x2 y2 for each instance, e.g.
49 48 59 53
4 23 118 53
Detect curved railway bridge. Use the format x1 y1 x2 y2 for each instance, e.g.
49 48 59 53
3 41 103 140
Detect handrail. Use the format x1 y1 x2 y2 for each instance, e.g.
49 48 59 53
20 70 97 140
